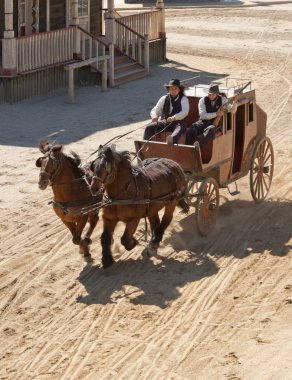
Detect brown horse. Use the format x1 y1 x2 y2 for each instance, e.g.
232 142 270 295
90 145 188 269
36 141 100 260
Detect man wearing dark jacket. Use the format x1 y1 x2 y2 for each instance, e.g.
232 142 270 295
143 79 189 145
185 83 238 147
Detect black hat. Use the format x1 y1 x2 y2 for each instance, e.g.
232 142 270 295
164 78 184 89
208 84 220 94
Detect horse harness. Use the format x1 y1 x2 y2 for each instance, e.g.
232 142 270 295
99 157 183 215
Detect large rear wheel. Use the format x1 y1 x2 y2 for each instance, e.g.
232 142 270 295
196 177 219 236
250 137 274 202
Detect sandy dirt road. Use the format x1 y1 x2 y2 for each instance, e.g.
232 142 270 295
0 3 291 380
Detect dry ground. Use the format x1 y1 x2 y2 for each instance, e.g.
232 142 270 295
0 4 291 380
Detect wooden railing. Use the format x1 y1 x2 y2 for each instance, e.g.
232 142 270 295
17 28 74 73
115 19 148 67
116 9 162 41
77 26 108 69
16 26 109 76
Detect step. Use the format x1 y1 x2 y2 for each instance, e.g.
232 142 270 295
114 67 148 86
114 61 142 74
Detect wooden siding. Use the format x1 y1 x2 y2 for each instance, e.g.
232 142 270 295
50 0 66 31
13 0 18 37
90 0 103 36
0 2 4 39
39 1 47 33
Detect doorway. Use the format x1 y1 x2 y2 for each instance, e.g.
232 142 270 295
18 0 39 36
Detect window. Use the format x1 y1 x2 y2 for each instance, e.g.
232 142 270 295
226 112 232 131
248 102 254 123
78 0 89 17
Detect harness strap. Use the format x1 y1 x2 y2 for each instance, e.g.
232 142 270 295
48 196 102 215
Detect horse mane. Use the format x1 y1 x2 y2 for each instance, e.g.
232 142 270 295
108 145 132 168
38 140 84 177
64 151 85 178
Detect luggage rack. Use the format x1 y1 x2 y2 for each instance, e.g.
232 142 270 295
181 76 252 99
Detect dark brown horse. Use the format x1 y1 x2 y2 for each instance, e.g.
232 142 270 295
90 145 188 269
36 141 100 260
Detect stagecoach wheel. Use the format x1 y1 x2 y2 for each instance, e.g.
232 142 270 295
187 179 201 207
250 137 274 203
196 177 219 236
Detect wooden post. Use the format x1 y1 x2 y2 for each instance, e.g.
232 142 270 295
144 34 149 73
156 0 166 39
70 0 81 59
104 0 116 45
2 0 17 77
102 46 108 92
68 69 75 104
109 43 115 88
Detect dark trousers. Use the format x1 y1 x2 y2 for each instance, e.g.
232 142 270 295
143 119 187 144
185 120 215 148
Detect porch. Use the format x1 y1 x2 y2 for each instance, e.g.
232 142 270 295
0 0 166 102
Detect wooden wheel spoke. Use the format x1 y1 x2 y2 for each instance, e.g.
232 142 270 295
250 137 274 202
263 152 272 167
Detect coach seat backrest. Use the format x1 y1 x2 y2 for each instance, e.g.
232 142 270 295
185 97 200 127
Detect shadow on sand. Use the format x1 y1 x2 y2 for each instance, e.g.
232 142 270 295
1 59 229 148
167 197 292 258
77 252 218 308
77 197 291 307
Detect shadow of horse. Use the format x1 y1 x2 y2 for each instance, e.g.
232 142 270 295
77 253 218 308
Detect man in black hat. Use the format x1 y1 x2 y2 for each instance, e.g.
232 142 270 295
185 83 238 147
143 78 189 145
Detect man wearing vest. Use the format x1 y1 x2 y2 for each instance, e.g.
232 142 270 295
185 83 238 147
143 79 189 145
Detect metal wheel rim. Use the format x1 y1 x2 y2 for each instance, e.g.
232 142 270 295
250 137 274 202
196 177 220 236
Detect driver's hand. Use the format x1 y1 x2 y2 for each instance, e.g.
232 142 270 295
151 117 158 123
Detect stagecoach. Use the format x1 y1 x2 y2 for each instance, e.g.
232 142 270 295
135 78 274 236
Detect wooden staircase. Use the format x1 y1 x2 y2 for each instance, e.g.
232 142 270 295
113 55 148 86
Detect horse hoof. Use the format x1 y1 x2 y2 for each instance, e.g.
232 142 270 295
83 237 92 245
84 253 93 262
102 256 114 269
142 247 151 259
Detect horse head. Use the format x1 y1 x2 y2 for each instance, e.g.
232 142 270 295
89 145 117 195
36 144 63 189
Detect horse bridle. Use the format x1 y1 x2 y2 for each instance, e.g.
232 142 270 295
91 154 116 192
39 151 64 186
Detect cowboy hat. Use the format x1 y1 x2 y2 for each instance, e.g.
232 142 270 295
208 84 220 94
164 78 184 89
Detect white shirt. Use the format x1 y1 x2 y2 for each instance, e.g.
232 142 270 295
150 94 189 121
199 96 237 120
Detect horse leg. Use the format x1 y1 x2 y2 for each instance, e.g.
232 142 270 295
121 218 140 251
83 213 99 245
101 217 117 269
142 214 160 258
148 214 160 237
74 216 92 259
147 204 176 256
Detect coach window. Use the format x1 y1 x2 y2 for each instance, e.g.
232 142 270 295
226 111 232 132
248 102 254 123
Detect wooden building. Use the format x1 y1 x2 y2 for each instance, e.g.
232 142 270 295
0 0 166 102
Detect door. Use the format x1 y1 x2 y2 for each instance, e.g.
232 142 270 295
18 0 39 36
66 0 90 31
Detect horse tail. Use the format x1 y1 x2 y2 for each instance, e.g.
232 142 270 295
178 197 189 214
